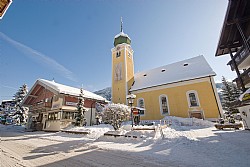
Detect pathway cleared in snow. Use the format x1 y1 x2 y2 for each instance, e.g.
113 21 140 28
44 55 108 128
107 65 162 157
0 125 166 167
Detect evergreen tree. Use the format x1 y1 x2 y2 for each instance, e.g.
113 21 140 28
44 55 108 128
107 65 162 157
13 84 28 123
221 76 241 114
232 82 242 101
75 88 86 126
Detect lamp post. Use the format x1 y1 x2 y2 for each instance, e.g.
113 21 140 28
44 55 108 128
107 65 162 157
126 94 136 128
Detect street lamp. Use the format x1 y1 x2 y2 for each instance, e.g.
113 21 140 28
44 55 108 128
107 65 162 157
126 94 136 128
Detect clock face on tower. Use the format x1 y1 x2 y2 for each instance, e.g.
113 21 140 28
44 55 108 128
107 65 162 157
114 63 122 81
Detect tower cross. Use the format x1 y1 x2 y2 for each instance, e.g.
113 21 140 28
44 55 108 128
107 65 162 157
120 17 123 32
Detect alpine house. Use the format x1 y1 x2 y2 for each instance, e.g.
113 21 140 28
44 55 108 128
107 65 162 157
22 79 107 131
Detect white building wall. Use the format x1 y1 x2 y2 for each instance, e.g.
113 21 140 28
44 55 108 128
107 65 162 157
238 105 250 129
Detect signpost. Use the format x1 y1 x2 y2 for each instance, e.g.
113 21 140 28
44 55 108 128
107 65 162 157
0 0 12 19
132 108 139 115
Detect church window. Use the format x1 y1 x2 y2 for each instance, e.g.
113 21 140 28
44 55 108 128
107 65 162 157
186 90 200 107
137 98 145 115
116 51 121 58
159 95 169 115
128 52 131 58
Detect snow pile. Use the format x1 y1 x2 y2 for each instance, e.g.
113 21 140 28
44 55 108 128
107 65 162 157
162 116 214 127
63 124 114 139
126 130 156 139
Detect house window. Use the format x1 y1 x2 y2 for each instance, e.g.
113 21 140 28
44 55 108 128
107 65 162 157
187 90 200 107
48 112 58 120
53 95 59 102
159 95 169 115
137 98 145 115
62 111 76 120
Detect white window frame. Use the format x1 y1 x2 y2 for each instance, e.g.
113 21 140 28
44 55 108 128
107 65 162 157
137 98 145 116
159 94 170 115
186 90 200 108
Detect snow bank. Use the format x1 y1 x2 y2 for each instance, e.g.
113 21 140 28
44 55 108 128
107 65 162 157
63 124 114 139
162 116 214 127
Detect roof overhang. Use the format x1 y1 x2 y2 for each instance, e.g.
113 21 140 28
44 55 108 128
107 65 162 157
215 0 250 56
0 0 12 19
21 80 58 106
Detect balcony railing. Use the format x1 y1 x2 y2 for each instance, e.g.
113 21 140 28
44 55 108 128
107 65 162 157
234 68 250 88
29 102 52 111
228 46 250 71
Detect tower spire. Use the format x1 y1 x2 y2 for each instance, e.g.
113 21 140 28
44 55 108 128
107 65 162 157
120 17 123 33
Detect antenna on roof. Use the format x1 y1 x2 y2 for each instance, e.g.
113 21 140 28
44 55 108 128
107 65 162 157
120 17 123 33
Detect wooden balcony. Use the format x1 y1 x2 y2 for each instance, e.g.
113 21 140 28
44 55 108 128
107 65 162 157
235 68 250 89
29 102 52 111
228 46 250 71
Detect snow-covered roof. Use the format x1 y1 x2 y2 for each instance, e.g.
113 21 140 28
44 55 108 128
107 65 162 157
1 100 14 102
130 55 216 91
38 79 106 102
114 31 131 40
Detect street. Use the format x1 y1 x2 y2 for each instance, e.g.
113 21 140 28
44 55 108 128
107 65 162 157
0 126 165 167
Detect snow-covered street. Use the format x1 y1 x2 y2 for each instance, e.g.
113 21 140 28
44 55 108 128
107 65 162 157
1 118 250 167
0 125 165 167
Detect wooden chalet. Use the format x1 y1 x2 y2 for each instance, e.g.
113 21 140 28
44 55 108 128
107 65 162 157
22 79 107 131
216 0 250 129
216 0 250 90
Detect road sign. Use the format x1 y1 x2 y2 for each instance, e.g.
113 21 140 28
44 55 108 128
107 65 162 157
132 108 139 115
0 0 12 19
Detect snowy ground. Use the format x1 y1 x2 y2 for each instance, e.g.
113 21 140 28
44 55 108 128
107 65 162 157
1 117 250 167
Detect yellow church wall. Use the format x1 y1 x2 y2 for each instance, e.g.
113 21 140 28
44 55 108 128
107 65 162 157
131 77 220 120
126 49 134 81
125 49 134 91
111 45 128 104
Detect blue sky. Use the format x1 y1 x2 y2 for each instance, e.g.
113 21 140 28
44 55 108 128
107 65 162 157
0 0 233 102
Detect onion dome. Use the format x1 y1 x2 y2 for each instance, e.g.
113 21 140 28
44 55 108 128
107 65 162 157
114 18 131 47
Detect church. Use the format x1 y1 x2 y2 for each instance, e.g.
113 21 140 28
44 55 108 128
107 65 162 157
111 21 222 121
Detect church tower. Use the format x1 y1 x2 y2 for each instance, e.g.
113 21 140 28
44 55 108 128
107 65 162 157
111 18 134 104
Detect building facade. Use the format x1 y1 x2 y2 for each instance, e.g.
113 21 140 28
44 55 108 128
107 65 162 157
22 79 107 131
112 22 222 121
215 0 250 129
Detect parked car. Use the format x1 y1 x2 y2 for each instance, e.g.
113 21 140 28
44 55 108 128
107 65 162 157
5 117 13 125
0 115 7 124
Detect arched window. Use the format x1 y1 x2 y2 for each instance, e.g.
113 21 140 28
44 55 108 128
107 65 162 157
116 51 121 58
137 98 145 115
159 95 169 115
186 90 200 107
